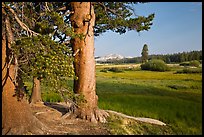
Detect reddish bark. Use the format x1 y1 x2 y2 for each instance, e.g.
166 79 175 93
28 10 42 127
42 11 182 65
70 2 109 123
29 77 42 104
2 8 46 135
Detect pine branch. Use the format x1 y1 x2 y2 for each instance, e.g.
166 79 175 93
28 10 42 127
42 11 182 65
3 3 40 37
94 2 123 18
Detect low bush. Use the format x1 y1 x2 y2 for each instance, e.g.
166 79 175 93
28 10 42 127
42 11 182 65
140 59 170 72
175 68 202 74
108 67 124 73
199 60 202 64
180 60 200 67
123 67 141 71
100 69 108 73
180 62 190 66
100 67 124 73
189 60 200 67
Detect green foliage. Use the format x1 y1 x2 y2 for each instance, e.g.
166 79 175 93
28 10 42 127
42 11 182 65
11 35 78 103
108 67 124 73
42 81 86 105
93 2 155 36
189 60 200 67
140 59 170 72
96 50 202 64
100 67 140 73
175 68 202 74
179 62 190 66
100 67 124 73
100 69 108 73
180 60 200 67
43 92 63 102
123 67 141 71
141 44 148 63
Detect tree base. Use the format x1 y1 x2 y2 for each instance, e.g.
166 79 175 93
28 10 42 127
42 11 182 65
61 105 109 124
2 116 48 135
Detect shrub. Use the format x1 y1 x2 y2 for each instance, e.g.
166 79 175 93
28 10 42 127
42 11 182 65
180 62 190 66
180 60 200 67
175 68 202 74
199 60 202 64
108 67 124 73
100 67 124 73
124 67 141 71
100 69 108 73
189 60 200 67
140 59 170 72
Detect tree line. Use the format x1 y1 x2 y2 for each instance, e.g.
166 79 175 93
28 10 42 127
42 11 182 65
96 50 202 64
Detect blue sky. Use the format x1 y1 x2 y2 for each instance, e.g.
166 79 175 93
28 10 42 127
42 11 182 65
94 2 202 57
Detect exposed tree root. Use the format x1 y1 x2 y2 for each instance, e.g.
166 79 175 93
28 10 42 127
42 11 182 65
106 110 166 126
61 102 165 126
60 105 109 124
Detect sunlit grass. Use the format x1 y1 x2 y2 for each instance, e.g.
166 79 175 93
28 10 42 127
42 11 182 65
96 69 202 81
96 66 202 134
24 64 202 134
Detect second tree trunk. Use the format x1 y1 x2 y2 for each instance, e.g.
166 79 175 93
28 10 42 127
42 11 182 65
30 77 42 104
70 2 99 122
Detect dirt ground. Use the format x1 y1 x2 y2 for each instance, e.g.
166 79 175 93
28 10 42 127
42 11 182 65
29 102 111 135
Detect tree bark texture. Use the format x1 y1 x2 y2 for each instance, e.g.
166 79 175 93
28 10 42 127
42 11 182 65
70 2 109 123
2 8 46 135
30 77 42 104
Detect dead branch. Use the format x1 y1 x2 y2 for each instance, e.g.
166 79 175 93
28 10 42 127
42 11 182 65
7 54 14 69
106 110 166 126
3 3 40 37
45 2 51 12
73 49 80 57
56 6 67 11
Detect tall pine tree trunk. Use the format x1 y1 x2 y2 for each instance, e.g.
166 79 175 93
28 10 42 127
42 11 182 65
2 8 46 135
70 2 109 123
30 77 42 104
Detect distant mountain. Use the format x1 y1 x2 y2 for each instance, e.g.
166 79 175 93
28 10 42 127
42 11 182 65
126 56 134 59
95 54 133 62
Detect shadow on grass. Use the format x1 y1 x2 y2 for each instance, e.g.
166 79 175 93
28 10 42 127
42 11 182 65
96 80 202 135
96 81 201 103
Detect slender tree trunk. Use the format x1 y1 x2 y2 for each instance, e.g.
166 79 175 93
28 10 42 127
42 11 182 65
30 77 42 104
2 8 46 135
70 2 109 123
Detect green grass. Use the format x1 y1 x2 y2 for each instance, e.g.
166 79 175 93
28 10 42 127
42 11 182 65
24 64 202 134
96 65 202 135
24 80 64 102
106 113 175 135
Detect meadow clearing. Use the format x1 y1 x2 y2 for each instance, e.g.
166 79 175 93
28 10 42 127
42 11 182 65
24 63 202 135
95 64 202 134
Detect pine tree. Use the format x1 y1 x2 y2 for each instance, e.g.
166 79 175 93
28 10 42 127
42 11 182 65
141 44 149 63
2 2 155 131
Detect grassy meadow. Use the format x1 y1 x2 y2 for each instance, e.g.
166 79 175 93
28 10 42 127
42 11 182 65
24 63 202 135
95 64 202 134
